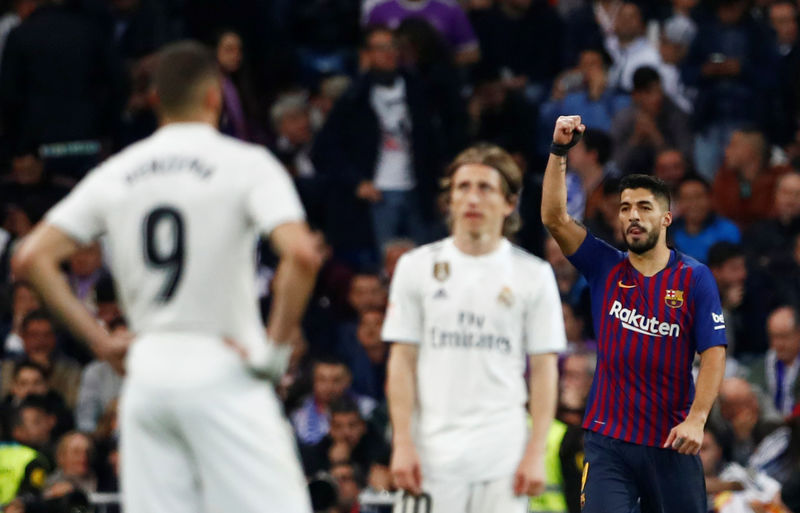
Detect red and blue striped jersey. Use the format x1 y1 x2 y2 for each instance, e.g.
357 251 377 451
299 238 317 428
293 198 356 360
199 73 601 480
567 234 727 447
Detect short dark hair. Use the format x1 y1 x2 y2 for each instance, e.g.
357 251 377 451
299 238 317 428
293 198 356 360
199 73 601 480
707 241 744 268
313 357 349 372
13 360 48 381
618 174 671 209
578 47 612 69
154 40 220 116
21 309 53 334
582 129 612 165
11 394 49 429
632 66 661 91
677 174 711 193
330 397 361 417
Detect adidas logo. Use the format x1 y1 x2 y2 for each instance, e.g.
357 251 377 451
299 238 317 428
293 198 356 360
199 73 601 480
434 289 448 299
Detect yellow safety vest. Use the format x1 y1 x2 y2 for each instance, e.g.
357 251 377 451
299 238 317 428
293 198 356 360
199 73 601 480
0 443 39 505
528 420 569 513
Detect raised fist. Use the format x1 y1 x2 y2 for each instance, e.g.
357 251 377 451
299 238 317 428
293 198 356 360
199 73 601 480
553 115 585 145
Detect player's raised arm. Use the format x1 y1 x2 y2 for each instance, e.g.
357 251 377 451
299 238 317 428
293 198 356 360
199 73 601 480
541 115 587 256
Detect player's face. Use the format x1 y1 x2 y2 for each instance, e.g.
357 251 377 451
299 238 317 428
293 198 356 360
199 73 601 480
449 164 515 240
619 188 671 255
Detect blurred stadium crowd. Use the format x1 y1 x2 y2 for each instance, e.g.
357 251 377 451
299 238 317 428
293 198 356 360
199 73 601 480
1 0 800 511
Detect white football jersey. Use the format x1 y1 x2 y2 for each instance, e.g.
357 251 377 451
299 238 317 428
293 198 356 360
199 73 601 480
46 123 304 357
382 237 566 482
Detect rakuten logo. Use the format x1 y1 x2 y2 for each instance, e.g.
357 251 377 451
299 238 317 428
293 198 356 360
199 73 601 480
608 300 680 337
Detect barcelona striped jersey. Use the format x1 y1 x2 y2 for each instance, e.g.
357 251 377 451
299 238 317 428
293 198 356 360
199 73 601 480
568 234 727 447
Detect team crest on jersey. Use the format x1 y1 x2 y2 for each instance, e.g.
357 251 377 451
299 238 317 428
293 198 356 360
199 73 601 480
664 289 684 308
433 262 450 281
497 286 514 307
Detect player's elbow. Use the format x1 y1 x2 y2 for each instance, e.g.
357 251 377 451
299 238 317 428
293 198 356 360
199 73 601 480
11 239 38 280
286 240 323 275
541 209 570 230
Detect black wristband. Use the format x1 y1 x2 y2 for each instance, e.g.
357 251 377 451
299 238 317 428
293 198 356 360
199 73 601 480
550 130 584 157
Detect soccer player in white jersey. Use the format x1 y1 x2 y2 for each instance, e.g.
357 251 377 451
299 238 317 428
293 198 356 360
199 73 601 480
12 41 320 513
383 144 567 513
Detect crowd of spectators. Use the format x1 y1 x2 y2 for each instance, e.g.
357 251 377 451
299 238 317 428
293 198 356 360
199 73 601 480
1 0 800 511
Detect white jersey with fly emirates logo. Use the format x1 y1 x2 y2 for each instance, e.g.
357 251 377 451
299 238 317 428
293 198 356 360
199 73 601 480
46 123 304 357
382 237 566 483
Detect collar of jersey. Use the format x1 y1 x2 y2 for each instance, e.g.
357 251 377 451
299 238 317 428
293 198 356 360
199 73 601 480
624 248 677 279
157 122 216 134
445 236 510 260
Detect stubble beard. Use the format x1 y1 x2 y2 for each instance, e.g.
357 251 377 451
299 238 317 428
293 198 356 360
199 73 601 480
625 227 660 255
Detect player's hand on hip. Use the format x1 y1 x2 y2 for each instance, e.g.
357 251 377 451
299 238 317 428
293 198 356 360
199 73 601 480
223 335 292 382
390 440 423 496
553 115 585 145
513 451 546 497
663 416 704 455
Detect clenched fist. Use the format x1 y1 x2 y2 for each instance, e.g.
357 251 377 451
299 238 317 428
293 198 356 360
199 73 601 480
553 115 586 145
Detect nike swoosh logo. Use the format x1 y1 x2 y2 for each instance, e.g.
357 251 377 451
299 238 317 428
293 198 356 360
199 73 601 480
618 280 637 289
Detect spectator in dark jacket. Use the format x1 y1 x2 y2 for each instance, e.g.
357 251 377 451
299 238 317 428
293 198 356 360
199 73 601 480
682 0 778 178
470 0 564 104
311 25 440 266
0 0 125 181
610 66 692 175
300 398 390 482
744 171 800 271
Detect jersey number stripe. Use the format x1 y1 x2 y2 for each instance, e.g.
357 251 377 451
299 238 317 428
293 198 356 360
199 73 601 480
142 206 185 302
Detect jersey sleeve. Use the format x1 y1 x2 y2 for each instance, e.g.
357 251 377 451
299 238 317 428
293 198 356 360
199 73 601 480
45 169 107 244
567 232 624 284
524 264 567 354
246 150 306 235
381 253 423 344
690 264 727 352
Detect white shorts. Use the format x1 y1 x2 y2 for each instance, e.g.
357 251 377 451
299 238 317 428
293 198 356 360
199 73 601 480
421 475 528 513
120 334 311 513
